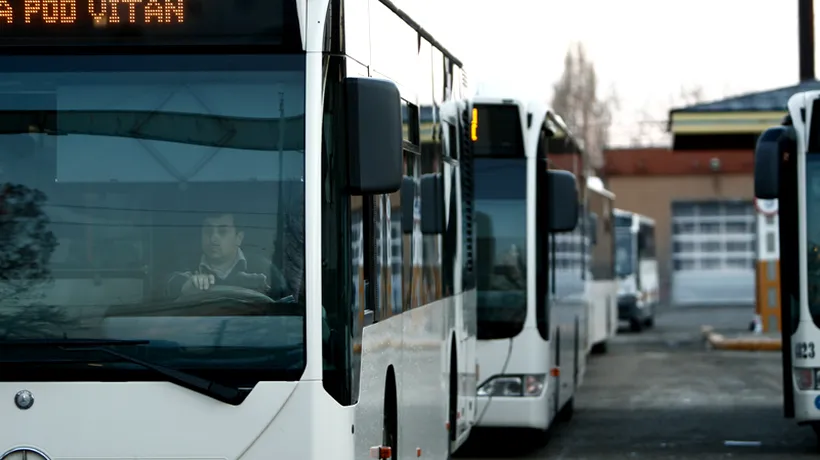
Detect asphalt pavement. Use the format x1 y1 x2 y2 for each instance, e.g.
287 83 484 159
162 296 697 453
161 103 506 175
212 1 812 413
455 305 819 459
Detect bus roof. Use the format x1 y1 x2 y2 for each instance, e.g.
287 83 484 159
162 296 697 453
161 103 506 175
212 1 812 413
464 96 582 160
586 176 615 199
470 95 527 108
378 0 464 68
613 208 655 226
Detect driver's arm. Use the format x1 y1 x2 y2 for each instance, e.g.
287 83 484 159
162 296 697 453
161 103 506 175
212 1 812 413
268 263 288 298
167 270 193 298
168 268 216 297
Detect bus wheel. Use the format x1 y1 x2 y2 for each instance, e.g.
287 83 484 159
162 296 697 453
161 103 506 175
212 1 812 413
811 422 820 444
557 396 574 422
383 369 398 459
447 339 458 457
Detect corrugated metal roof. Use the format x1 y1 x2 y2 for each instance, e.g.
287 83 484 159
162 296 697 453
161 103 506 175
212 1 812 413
672 80 820 113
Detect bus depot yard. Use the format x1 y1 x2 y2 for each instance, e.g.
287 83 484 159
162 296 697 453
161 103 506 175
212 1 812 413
2 0 819 458
456 306 814 460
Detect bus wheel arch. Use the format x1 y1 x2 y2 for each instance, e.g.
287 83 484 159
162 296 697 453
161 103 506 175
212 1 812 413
591 341 608 355
383 365 398 459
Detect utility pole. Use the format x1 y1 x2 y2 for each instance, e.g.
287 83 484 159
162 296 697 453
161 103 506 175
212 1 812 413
799 0 815 82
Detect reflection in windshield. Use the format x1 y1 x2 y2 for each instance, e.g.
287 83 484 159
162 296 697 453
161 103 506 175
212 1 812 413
0 54 307 382
615 230 634 277
475 158 527 340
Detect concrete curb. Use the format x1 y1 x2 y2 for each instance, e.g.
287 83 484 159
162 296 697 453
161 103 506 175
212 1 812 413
700 325 781 351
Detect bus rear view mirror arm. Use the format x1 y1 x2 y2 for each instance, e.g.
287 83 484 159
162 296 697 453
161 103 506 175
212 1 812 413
421 172 444 234
755 125 791 199
549 170 579 233
401 176 415 234
345 77 403 195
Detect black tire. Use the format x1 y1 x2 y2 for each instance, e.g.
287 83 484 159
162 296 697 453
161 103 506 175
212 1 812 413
811 422 820 448
630 318 643 332
644 316 654 328
552 328 561 420
448 340 458 458
591 341 608 355
557 396 574 422
383 371 398 459
573 317 580 388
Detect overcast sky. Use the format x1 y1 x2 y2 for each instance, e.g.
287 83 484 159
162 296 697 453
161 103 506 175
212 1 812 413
397 0 808 145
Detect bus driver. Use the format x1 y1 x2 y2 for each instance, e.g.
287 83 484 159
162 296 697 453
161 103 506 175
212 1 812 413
166 212 288 299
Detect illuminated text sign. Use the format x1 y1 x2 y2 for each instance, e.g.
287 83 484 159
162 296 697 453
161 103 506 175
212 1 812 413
0 0 287 41
2 0 183 25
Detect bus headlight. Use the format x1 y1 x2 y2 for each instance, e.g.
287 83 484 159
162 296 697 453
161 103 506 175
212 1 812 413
795 368 815 390
477 374 545 397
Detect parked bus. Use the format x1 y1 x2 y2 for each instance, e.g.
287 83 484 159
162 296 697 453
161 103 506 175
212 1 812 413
0 1 478 459
585 177 618 353
470 96 583 435
613 209 660 332
754 90 820 438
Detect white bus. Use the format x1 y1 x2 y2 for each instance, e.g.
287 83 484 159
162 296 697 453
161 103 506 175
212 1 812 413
754 90 820 438
469 96 583 435
613 209 660 332
585 177 618 353
0 1 478 459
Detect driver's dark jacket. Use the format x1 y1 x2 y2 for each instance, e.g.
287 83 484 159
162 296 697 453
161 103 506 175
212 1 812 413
167 249 287 299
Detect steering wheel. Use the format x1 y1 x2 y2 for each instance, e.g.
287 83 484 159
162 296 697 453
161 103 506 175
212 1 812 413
178 284 275 302
172 285 300 317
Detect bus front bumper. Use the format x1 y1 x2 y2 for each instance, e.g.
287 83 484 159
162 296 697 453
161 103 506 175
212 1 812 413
618 294 648 321
794 388 820 424
475 390 550 431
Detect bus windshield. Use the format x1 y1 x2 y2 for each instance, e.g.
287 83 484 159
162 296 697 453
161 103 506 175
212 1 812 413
474 157 527 340
615 230 634 277
805 154 820 324
0 54 307 386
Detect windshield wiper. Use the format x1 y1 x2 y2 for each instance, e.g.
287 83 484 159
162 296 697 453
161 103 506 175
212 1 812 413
0 338 243 405
0 338 150 346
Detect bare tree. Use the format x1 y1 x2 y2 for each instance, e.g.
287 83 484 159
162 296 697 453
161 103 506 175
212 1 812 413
625 84 712 148
0 183 58 297
676 84 708 107
550 42 619 170
0 182 66 339
626 105 668 148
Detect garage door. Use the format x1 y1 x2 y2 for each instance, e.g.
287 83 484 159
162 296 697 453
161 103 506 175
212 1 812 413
671 200 756 307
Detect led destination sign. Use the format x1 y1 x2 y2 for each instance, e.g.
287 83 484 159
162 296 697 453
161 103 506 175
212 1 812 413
6 0 184 25
0 0 287 41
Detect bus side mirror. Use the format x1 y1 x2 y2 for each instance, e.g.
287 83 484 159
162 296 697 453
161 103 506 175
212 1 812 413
588 213 598 246
754 126 786 199
421 172 444 234
549 170 579 232
401 176 415 234
345 77 402 195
